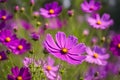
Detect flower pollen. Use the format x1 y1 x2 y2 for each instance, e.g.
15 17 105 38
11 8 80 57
1 16 6 20
0 55 2 60
17 76 22 80
93 53 99 58
96 20 102 25
118 43 120 48
46 65 52 71
5 37 11 42
61 48 68 54
49 9 54 14
18 45 23 50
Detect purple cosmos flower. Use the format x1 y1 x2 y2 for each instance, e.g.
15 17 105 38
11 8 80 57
43 57 60 80
7 66 31 80
84 66 107 80
0 10 12 21
85 46 109 66
40 1 62 18
110 34 120 56
43 32 86 65
0 51 7 61
87 13 114 29
0 30 17 46
8 39 31 55
81 0 101 13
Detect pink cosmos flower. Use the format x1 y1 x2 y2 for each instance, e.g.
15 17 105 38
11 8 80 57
43 31 86 65
81 0 101 13
85 46 110 66
43 57 60 80
87 13 114 29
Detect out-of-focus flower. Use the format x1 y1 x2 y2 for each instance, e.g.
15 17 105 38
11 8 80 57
40 2 62 18
112 61 120 75
83 29 89 36
30 0 35 6
68 10 74 17
43 32 86 65
0 51 7 61
14 5 20 12
87 13 114 29
81 0 101 13
33 11 40 18
7 66 31 80
43 57 60 80
110 34 120 56
30 32 40 41
47 18 66 29
91 37 98 45
0 30 17 46
84 66 108 80
8 39 31 55
0 0 7 3
0 10 12 21
23 57 35 67
85 46 109 66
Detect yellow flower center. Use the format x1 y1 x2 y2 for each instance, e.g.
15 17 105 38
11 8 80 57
49 9 54 14
1 16 6 20
118 43 120 48
18 45 23 50
0 55 2 60
61 48 68 54
46 65 52 71
96 20 102 25
5 37 11 42
93 53 99 58
17 76 22 80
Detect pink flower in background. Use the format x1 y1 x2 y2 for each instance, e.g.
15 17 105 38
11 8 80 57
87 13 114 29
43 57 60 80
85 46 110 66
47 18 66 29
43 32 86 65
81 0 101 13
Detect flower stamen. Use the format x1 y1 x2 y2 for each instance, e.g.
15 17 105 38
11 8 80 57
93 53 99 58
46 65 52 71
49 9 54 14
0 55 2 60
61 48 68 54
17 76 22 80
5 37 11 42
96 20 102 25
118 43 120 48
18 45 23 50
1 16 6 20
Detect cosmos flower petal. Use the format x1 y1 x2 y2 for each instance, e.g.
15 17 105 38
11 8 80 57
65 35 78 49
7 75 15 80
69 43 86 54
11 66 19 76
66 55 86 65
55 32 66 48
47 56 55 66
